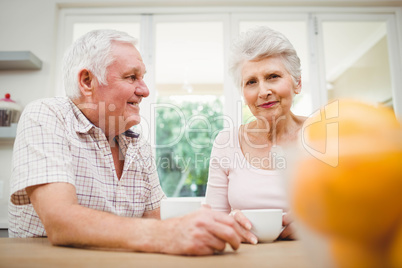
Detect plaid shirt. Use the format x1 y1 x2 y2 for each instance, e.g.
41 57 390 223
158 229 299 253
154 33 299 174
8 97 165 237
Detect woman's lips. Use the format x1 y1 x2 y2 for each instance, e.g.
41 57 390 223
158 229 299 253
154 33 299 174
258 101 279 108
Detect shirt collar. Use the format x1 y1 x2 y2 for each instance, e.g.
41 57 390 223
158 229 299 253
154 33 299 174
123 129 140 138
68 98 140 139
68 98 96 134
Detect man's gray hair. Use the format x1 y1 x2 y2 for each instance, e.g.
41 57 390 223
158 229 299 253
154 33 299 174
62 29 138 99
229 26 301 90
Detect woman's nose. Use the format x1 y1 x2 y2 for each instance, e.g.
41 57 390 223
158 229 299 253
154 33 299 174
258 83 272 98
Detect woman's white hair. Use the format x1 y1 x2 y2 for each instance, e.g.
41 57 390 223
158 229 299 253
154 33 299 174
229 26 301 90
62 29 138 99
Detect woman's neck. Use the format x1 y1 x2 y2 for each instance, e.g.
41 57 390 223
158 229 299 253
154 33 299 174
245 112 304 145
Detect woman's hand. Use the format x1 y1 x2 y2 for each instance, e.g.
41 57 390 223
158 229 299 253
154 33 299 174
229 209 258 244
279 212 297 240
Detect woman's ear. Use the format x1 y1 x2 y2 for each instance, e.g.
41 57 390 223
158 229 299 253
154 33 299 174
294 77 302 94
78 69 95 97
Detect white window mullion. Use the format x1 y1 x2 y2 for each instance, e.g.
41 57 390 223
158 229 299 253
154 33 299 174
225 13 241 129
309 13 328 111
386 15 402 120
138 14 156 144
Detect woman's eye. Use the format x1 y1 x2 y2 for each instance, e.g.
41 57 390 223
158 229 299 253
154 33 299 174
246 80 256 86
269 74 280 79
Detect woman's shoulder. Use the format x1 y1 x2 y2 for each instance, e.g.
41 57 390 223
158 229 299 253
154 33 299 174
292 115 308 136
296 115 308 125
212 126 240 150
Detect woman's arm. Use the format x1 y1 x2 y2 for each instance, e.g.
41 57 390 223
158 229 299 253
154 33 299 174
205 133 232 213
205 132 257 244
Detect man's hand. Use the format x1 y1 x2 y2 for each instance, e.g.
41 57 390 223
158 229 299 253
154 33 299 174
157 206 254 255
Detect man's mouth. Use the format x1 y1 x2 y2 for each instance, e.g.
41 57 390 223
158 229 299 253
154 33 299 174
258 101 279 108
127 102 139 107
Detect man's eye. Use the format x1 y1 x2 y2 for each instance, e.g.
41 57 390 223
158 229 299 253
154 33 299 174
128 75 137 81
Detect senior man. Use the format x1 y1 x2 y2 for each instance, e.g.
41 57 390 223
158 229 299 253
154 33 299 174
8 29 256 255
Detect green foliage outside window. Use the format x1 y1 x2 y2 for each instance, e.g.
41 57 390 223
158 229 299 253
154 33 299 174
155 96 224 197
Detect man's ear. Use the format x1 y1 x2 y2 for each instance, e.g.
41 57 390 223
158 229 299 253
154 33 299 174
78 69 95 97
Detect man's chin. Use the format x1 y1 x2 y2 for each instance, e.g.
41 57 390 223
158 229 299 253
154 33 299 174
121 116 141 130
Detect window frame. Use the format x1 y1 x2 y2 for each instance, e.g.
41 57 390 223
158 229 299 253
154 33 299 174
57 6 402 120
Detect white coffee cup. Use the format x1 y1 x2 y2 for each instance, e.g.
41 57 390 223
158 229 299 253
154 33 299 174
241 209 284 243
160 197 204 220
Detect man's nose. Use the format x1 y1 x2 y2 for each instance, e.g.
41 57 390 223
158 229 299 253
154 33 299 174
136 79 150 98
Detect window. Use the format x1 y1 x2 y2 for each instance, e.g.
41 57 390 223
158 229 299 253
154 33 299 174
60 7 402 197
313 13 402 114
153 16 226 196
321 19 392 107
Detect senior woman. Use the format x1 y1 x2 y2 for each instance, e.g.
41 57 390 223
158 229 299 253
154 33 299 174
205 26 306 241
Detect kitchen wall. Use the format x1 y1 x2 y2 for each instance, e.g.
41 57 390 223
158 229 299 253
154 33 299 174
0 0 58 106
0 0 60 230
0 0 401 231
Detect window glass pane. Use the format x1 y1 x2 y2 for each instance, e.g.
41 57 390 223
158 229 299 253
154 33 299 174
239 21 312 122
322 21 392 108
155 21 224 197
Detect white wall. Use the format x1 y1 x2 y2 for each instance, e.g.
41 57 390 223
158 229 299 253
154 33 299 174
0 0 401 229
0 0 60 228
0 0 58 105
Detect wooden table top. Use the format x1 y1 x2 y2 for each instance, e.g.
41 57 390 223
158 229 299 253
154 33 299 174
0 238 313 268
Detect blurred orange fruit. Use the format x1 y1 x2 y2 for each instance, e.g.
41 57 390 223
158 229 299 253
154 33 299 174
291 99 402 268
